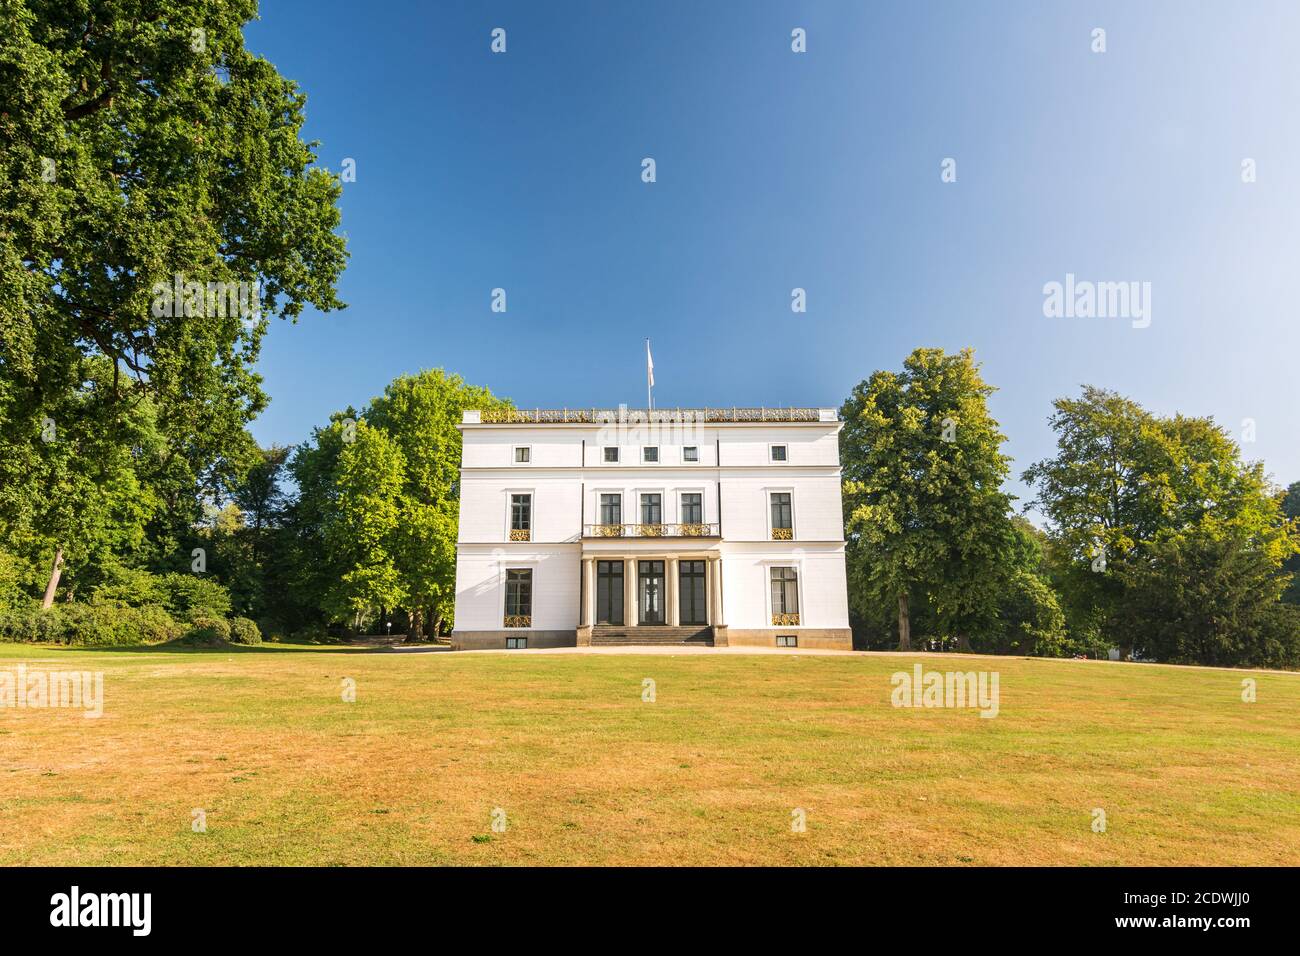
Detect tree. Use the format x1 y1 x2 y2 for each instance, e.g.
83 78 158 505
324 421 406 631
365 369 510 639
1117 519 1300 668
0 0 347 604
1283 481 1300 606
1025 387 1298 661
840 348 1017 650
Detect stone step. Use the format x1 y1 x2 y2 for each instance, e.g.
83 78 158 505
590 626 714 646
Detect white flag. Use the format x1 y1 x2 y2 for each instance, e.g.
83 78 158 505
646 339 654 387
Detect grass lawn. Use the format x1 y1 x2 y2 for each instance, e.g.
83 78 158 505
1 642 1298 866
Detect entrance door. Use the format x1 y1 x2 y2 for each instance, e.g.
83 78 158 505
595 560 624 625
679 560 707 625
638 560 665 625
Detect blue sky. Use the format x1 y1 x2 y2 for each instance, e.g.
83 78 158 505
245 0 1300 508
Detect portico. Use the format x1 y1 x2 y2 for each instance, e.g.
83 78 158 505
577 550 726 645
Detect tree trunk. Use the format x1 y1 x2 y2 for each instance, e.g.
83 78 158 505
955 633 973 653
408 604 424 643
41 547 64 609
897 592 911 651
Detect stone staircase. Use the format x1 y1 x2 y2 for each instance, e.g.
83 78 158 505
590 626 714 647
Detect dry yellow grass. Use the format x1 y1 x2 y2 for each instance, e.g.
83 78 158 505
1 642 1298 865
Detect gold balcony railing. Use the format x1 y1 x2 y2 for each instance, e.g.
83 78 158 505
509 528 530 541
583 523 719 538
480 407 827 425
504 615 531 628
772 612 800 626
771 527 793 540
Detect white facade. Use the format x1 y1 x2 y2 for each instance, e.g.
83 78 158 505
451 407 852 649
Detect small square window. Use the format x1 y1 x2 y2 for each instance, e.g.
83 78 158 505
682 446 699 462
776 635 797 648
514 446 531 463
643 446 659 463
506 637 528 649
603 446 619 463
770 445 788 462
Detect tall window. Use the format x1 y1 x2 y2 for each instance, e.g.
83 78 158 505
640 493 662 524
505 569 532 626
680 492 703 524
596 560 624 625
510 493 531 540
770 492 792 539
679 560 707 626
599 493 621 525
770 567 799 623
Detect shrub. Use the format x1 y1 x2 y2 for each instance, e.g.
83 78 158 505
186 615 232 646
0 604 183 646
228 617 262 645
157 573 233 621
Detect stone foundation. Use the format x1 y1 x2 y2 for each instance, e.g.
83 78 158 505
724 628 852 650
450 630 577 651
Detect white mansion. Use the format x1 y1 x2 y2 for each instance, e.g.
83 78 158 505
451 407 851 650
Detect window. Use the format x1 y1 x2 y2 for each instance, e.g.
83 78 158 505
640 493 662 525
638 560 665 625
680 492 703 525
776 635 798 648
506 636 528 649
643 446 659 463
683 446 699 462
679 560 707 626
505 569 532 627
770 567 799 626
599 493 622 526
770 444 788 462
596 560 624 625
513 446 531 464
770 492 793 539
509 494 531 540
603 446 619 463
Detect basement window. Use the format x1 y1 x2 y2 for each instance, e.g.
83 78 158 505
776 635 798 648
506 637 528 649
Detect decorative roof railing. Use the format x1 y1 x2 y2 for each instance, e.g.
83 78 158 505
478 407 831 424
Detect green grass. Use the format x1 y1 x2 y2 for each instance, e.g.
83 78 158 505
1 642 1298 865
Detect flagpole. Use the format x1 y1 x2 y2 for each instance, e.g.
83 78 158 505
646 338 653 410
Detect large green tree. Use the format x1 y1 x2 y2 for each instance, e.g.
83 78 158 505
0 0 347 603
365 369 510 639
1024 387 1297 661
840 348 1018 650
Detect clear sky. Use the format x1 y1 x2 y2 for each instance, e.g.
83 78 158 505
244 0 1300 509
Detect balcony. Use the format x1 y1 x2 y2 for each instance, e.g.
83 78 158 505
509 528 530 541
504 615 531 628
771 527 793 540
583 522 719 539
772 612 801 626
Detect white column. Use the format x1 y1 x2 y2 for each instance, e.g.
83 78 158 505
624 557 638 627
710 555 725 627
581 557 594 627
667 557 679 626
